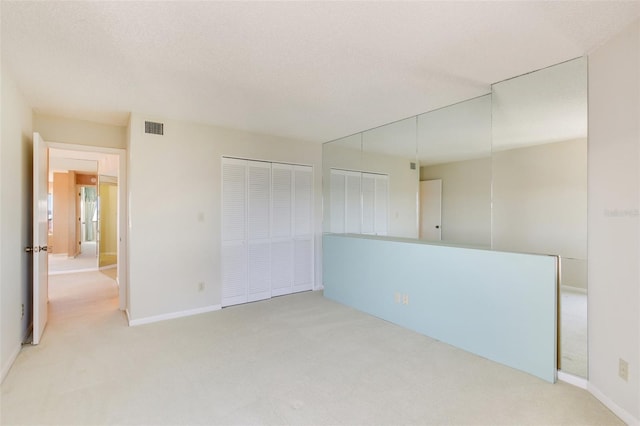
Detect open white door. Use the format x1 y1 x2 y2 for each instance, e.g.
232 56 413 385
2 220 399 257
419 179 442 241
32 132 49 344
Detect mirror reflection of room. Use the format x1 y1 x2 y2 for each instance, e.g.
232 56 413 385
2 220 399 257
98 177 118 269
418 94 492 246
48 151 120 275
322 56 588 380
49 170 99 273
492 57 588 379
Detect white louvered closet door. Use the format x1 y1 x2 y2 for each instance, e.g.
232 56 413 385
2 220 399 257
374 174 389 236
247 161 271 302
345 171 362 234
330 170 346 233
293 165 313 293
221 158 248 307
271 163 294 296
361 173 376 235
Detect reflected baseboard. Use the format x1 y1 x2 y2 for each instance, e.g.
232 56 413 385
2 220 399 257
560 285 587 294
557 370 588 389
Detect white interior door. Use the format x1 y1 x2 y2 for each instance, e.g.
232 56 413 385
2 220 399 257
32 132 49 345
420 179 442 241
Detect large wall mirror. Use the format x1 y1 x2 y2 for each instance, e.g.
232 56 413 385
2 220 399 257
418 94 492 246
492 57 588 378
322 57 588 379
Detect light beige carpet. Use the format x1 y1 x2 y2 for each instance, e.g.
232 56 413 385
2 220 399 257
48 241 99 274
560 288 588 378
1 271 622 425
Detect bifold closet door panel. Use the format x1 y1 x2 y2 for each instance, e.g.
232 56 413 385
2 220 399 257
221 241 248 306
222 158 313 305
375 174 389 236
271 164 293 238
247 161 272 302
330 170 346 234
271 239 293 296
361 173 376 235
294 165 313 237
271 164 294 296
293 237 313 292
345 171 362 234
248 241 271 302
293 165 314 292
222 158 247 243
247 161 271 240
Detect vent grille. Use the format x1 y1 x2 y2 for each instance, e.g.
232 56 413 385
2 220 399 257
410 162 416 170
145 121 164 135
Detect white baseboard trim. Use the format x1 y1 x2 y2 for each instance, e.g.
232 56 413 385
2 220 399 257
125 309 131 325
128 304 221 326
557 370 588 389
1 343 22 384
588 382 639 426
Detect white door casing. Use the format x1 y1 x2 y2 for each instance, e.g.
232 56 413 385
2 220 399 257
32 132 49 345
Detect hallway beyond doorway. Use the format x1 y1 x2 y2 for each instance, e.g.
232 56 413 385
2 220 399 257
48 269 119 323
48 241 98 274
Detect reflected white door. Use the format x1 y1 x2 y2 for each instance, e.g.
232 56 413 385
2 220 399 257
420 179 442 241
32 133 49 344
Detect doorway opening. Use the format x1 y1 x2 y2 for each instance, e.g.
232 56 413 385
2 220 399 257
45 144 125 314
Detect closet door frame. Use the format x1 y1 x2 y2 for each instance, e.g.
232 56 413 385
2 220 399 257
221 158 249 307
222 157 314 305
293 165 314 294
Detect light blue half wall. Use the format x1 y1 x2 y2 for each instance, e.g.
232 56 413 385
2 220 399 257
323 234 558 383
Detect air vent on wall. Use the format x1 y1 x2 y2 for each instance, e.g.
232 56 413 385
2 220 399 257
145 121 164 135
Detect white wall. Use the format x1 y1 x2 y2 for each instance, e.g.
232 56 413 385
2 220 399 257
588 19 640 423
34 114 127 149
420 156 492 247
493 138 588 290
492 138 588 259
362 149 419 239
127 113 323 322
1 65 33 382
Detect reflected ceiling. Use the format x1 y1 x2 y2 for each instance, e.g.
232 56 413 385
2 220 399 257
49 148 119 181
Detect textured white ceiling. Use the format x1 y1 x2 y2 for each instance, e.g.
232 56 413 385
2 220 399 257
2 1 639 143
